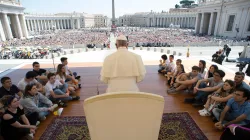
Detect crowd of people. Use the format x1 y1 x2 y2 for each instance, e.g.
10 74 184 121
158 53 250 139
0 27 250 139
1 30 109 47
1 27 248 48
0 57 81 139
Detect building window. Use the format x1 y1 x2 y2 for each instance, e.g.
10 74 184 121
226 15 235 31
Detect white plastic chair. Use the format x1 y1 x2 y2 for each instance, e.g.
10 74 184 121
84 92 165 140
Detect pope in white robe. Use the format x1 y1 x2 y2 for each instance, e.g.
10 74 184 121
100 35 146 93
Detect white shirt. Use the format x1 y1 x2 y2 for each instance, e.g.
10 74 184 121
65 65 70 75
45 80 62 96
100 47 146 93
167 61 176 72
55 74 66 82
17 78 38 91
201 68 208 79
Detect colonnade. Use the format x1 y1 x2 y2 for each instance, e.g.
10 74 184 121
150 16 196 28
0 13 28 41
195 12 219 36
25 18 81 32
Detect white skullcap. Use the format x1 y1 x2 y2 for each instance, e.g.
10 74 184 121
116 35 127 41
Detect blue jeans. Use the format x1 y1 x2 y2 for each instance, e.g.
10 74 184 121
195 82 211 101
38 102 50 119
50 83 72 102
212 108 248 125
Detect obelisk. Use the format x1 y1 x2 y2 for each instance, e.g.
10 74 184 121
111 0 116 32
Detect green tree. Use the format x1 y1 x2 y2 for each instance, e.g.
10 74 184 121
180 0 195 8
175 4 180 9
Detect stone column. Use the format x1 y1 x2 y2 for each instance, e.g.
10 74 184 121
37 20 41 31
19 14 28 38
2 13 13 39
76 19 80 29
14 14 23 38
27 20 31 31
34 20 38 31
63 20 65 29
43 20 46 30
214 12 220 37
56 20 59 29
199 13 204 34
0 20 6 41
71 19 75 29
30 20 34 31
208 12 214 35
188 17 190 27
68 19 70 29
40 20 43 30
195 13 200 34
48 20 51 30
61 19 64 29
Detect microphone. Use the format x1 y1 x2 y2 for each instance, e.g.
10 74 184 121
97 75 101 95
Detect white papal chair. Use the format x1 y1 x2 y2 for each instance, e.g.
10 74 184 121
83 92 165 140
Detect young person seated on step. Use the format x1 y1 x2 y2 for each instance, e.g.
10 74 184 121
32 62 49 85
56 64 79 94
168 64 185 87
167 66 202 94
161 55 175 76
214 88 250 130
17 71 45 94
198 80 235 117
206 65 218 79
199 60 208 79
45 73 80 107
60 57 81 88
166 59 182 83
0 77 23 99
158 54 168 73
234 71 250 91
0 95 38 140
20 84 57 122
184 69 225 107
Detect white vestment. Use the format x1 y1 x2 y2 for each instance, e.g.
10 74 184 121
100 47 146 93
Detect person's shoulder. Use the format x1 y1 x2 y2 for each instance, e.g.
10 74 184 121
18 78 24 83
11 84 19 89
227 98 234 103
45 82 51 87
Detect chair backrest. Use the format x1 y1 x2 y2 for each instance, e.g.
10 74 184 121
84 92 165 140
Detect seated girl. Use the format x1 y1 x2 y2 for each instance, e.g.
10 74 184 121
207 65 218 78
56 64 79 94
1 95 37 140
199 80 235 116
20 84 57 121
158 54 168 74
168 64 185 87
199 60 208 79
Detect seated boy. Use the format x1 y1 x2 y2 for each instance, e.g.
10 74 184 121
167 66 202 94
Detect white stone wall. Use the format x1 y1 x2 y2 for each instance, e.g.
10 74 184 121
83 13 95 28
118 12 196 28
195 0 250 39
94 14 107 27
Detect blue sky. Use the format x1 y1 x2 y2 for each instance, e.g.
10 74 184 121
21 0 191 17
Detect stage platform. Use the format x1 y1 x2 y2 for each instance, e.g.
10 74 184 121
3 56 245 139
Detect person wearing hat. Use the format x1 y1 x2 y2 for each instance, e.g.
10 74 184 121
100 35 146 93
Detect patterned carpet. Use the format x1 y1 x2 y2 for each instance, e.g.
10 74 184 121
40 112 208 140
